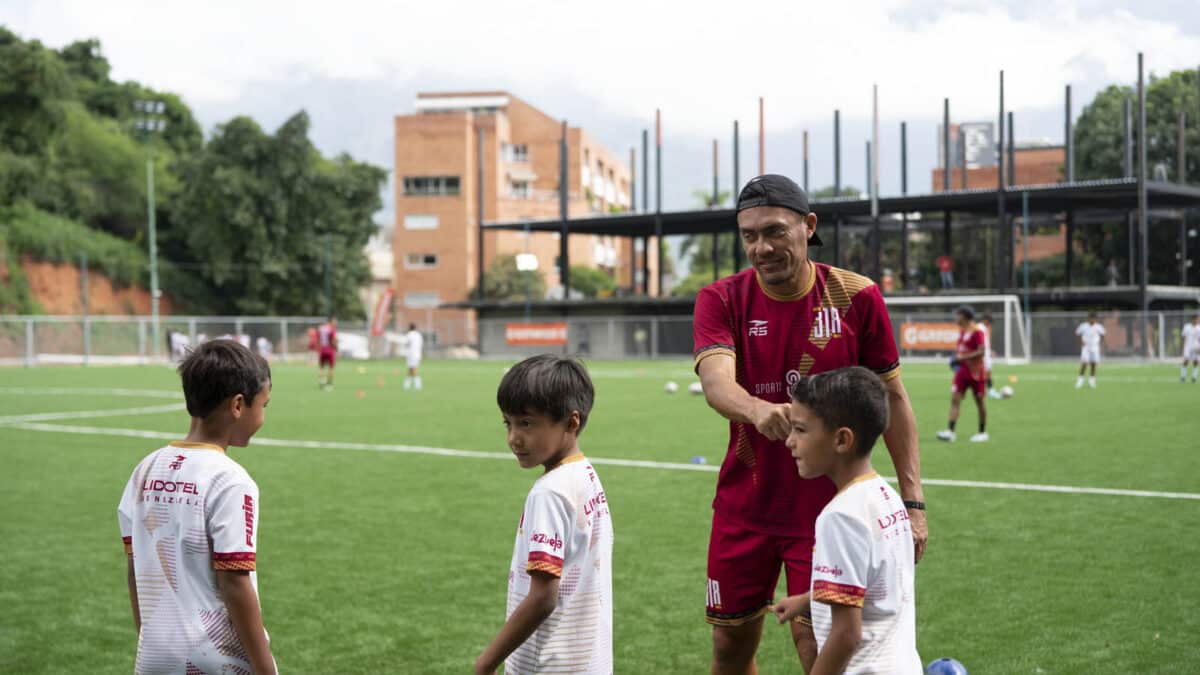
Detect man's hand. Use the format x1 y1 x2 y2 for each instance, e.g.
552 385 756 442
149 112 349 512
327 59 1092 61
772 593 811 624
752 400 792 441
908 508 928 563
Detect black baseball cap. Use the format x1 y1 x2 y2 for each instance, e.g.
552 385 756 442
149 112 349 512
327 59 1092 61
736 174 823 246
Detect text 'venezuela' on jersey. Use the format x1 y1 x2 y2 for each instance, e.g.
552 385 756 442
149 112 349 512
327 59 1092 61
118 442 263 675
692 262 902 537
506 455 613 675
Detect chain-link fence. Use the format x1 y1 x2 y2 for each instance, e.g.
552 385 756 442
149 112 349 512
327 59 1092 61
2 310 1196 366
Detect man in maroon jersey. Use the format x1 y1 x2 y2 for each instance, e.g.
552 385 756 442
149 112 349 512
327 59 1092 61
694 174 927 674
936 306 989 443
317 316 338 390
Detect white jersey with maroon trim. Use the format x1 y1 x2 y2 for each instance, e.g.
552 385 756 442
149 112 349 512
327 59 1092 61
810 473 921 674
118 442 263 675
506 455 613 674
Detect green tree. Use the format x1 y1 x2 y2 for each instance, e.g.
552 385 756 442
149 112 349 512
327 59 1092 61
475 253 545 301
1074 68 1198 284
168 112 386 317
569 265 616 298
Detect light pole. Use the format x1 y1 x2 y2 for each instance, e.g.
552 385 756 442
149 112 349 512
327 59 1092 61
134 100 166 359
516 252 538 324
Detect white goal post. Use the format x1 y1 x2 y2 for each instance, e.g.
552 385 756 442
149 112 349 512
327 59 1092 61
883 294 1031 364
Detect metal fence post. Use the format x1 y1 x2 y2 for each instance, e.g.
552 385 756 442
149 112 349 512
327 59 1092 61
607 319 616 359
235 318 243 340
1158 312 1165 361
82 315 91 367
25 318 34 367
650 317 659 360
281 319 289 361
188 318 197 345
138 319 146 364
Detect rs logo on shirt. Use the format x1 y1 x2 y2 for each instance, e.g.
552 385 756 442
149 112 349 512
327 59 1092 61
748 319 768 337
812 307 843 339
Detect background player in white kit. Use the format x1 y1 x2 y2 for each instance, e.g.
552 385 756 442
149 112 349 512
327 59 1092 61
1182 316 1200 383
403 322 423 390
476 355 614 675
980 313 1002 399
773 367 921 674
117 339 277 675
1076 312 1106 388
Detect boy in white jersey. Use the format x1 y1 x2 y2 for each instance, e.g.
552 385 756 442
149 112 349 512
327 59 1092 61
1181 316 1200 383
118 339 277 675
476 355 614 675
773 367 921 674
403 322 423 390
1075 312 1106 388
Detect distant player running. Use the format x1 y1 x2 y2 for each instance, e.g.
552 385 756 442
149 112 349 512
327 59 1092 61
1075 313 1105 389
1182 315 1200 383
403 323 424 391
317 316 338 390
936 306 988 443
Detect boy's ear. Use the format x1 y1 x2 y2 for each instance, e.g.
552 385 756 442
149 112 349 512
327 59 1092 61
229 393 246 419
834 426 856 455
566 410 581 434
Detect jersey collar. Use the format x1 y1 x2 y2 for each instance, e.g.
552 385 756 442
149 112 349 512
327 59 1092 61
548 453 587 471
835 471 879 497
170 441 226 453
755 260 816 302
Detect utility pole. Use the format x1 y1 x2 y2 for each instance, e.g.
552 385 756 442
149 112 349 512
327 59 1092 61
134 99 165 359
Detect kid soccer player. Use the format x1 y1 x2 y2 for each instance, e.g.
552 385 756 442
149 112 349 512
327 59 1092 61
317 316 337 390
403 323 423 391
118 340 276 675
1181 315 1200 383
476 355 613 675
773 367 922 674
1075 312 1105 388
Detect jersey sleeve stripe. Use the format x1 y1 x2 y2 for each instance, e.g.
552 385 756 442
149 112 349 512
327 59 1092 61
875 363 902 381
527 551 564 576
212 552 256 571
694 345 736 372
813 580 866 607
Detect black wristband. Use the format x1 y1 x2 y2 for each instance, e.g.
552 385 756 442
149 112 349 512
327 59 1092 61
903 500 925 511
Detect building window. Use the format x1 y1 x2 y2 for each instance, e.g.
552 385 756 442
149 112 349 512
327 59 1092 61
404 291 440 308
503 144 529 163
403 176 460 196
510 180 531 199
404 253 438 269
404 214 439 230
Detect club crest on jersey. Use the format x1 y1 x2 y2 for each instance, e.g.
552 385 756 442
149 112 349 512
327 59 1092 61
168 455 186 470
812 307 843 340
748 319 768 337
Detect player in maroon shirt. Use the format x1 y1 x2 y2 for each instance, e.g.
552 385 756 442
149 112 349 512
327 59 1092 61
317 316 338 390
694 174 926 674
936 306 989 443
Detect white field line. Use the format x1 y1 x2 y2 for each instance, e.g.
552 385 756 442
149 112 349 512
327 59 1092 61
0 387 182 399
0 403 183 426
8 420 1200 501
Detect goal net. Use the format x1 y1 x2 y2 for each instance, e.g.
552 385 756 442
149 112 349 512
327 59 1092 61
884 294 1031 365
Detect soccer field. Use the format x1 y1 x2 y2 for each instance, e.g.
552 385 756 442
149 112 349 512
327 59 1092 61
1 359 1197 674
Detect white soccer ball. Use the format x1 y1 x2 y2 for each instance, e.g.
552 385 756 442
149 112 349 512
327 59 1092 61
688 382 704 396
664 381 679 394
1001 385 1014 399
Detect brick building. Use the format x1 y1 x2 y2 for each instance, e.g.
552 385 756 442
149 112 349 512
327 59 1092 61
392 92 649 344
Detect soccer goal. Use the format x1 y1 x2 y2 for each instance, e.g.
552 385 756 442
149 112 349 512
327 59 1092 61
884 294 1031 364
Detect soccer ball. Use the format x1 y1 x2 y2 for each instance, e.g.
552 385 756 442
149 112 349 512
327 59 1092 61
1000 385 1014 399
664 381 679 394
926 658 968 675
688 382 704 395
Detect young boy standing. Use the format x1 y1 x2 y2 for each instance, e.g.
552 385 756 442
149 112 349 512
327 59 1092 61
118 340 276 675
476 355 614 675
773 367 922 674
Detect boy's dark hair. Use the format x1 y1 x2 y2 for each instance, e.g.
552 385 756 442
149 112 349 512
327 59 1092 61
497 354 595 435
981 312 993 324
789 366 890 457
955 305 975 321
178 339 272 419
409 323 417 331
1088 311 1098 320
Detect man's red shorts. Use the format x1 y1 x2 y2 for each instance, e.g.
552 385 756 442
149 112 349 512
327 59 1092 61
318 347 336 367
953 365 985 397
705 511 814 625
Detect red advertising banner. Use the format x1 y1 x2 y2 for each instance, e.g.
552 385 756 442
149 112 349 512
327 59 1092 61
370 289 394 337
900 322 960 351
505 322 568 346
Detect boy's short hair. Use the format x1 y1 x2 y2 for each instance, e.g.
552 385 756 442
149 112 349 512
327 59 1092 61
955 305 975 321
178 339 272 419
497 354 595 435
981 312 993 324
789 366 890 457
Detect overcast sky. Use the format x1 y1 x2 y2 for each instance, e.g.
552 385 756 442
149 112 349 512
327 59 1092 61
4 0 1199 226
